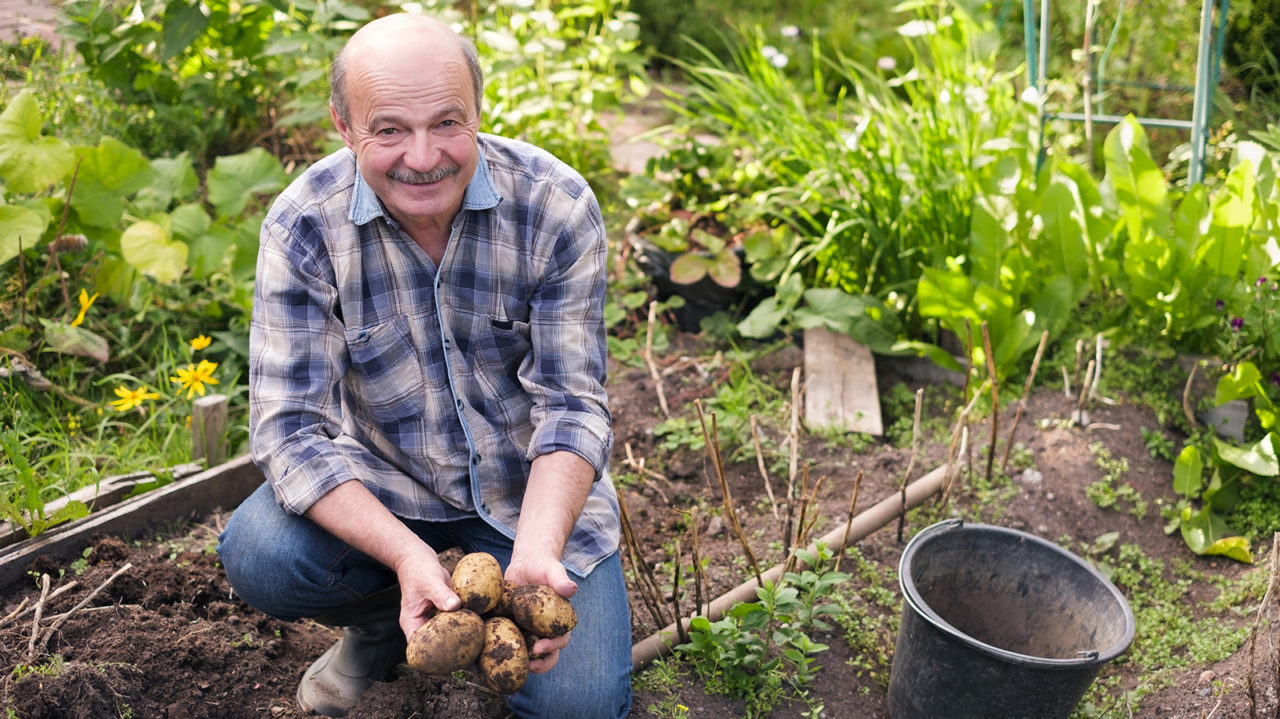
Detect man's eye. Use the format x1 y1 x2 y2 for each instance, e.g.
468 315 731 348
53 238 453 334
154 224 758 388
377 127 398 136
439 119 457 127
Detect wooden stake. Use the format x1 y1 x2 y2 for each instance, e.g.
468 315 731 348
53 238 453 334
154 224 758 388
617 493 670 629
897 388 923 543
688 506 708 616
695 402 763 585
981 323 999 485
1002 331 1049 474
193 393 229 466
669 539 687 646
1076 360 1096 426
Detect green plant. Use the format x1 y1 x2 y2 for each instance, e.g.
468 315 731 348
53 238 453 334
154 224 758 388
1167 360 1278 562
675 544 848 717
1140 426 1176 461
1225 0 1280 97
0 428 89 537
1085 442 1149 520
55 0 363 165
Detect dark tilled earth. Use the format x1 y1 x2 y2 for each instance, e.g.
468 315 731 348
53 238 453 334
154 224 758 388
1 338 1278 718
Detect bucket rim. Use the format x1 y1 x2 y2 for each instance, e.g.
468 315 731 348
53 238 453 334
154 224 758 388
898 519 1136 669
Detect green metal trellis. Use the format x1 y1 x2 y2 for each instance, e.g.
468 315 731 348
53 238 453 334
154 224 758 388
1024 0 1230 186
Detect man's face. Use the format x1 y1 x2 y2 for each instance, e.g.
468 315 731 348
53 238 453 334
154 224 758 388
334 46 480 232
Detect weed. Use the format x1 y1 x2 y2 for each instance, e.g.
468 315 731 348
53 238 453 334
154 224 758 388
1140 426 1176 462
1086 443 1149 520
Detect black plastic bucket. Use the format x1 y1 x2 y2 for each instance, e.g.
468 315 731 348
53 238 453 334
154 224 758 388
888 519 1135 719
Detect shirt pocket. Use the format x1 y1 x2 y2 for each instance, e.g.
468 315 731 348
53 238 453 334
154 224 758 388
344 314 427 426
474 317 531 400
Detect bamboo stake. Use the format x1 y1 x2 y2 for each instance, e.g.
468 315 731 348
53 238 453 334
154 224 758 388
687 506 708 616
1002 331 1049 474
1076 359 1096 426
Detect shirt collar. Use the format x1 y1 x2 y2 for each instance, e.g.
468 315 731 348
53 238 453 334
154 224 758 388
348 142 501 225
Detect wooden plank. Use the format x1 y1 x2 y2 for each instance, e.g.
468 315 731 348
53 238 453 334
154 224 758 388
0 463 204 551
803 327 883 435
0 454 264 591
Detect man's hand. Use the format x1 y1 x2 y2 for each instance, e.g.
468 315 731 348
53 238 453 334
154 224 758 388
504 553 577 674
505 450 595 673
394 549 462 639
303 480 461 640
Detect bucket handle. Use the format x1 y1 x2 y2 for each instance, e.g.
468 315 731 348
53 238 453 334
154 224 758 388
1077 650 1099 660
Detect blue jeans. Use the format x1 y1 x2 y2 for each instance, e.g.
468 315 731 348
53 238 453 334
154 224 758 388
218 481 633 719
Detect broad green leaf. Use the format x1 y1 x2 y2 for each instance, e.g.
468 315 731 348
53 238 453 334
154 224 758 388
120 220 188 284
1214 434 1279 477
706 248 740 288
160 1 210 61
917 267 975 328
966 195 1009 288
169 203 212 241
1172 445 1202 498
1038 176 1089 290
72 138 153 228
795 288 900 354
1104 116 1169 243
187 225 238 280
133 153 198 213
737 294 788 339
1201 536 1254 563
40 320 109 362
891 340 966 371
1193 160 1255 286
0 89 76 194
206 148 288 217
668 253 711 284
1215 361 1263 405
0 204 48 266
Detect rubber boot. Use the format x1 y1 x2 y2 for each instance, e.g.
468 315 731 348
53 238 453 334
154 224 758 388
297 588 406 717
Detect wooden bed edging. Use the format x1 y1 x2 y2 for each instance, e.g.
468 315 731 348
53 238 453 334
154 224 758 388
0 454 263 591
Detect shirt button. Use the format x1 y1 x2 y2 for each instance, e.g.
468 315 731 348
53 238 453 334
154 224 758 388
472 455 480 465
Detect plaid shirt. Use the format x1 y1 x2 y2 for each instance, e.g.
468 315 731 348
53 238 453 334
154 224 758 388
248 134 618 576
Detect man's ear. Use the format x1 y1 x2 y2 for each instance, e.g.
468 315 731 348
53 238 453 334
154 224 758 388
330 104 352 147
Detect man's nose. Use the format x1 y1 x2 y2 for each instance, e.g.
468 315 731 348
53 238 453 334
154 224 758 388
403 131 438 169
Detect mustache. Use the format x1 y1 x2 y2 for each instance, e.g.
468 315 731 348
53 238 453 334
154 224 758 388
388 163 462 184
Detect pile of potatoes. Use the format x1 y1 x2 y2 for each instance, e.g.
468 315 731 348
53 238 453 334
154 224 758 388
405 552 578 694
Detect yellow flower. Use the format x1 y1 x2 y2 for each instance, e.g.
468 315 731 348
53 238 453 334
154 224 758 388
71 288 99 327
111 385 161 412
189 334 212 351
170 359 220 399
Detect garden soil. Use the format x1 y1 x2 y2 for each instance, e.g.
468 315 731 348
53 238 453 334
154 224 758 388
1 336 1278 719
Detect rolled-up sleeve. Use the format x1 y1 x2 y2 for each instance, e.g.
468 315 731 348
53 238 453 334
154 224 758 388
249 210 360 514
521 186 613 478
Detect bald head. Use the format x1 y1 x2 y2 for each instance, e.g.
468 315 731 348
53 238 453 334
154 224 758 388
329 14 483 125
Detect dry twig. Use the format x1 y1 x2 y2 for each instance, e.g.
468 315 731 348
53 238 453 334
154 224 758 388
1002 330 1049 473
1246 533 1280 719
38 562 134 653
695 401 763 585
644 301 670 418
981 323 999 484
749 414 780 520
832 470 864 575
618 492 669 629
897 388 923 543
26 574 50 662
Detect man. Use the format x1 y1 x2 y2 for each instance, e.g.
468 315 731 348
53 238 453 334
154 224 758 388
216 13 632 719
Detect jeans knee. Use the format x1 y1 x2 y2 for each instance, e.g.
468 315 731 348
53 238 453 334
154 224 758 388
510 671 631 719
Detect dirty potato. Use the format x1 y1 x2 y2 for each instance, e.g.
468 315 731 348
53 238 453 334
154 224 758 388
406 609 485 675
479 616 530 693
508 584 578 638
490 579 519 618
451 552 504 614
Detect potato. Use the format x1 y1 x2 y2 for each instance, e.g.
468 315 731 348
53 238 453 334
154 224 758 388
451 552 504 614
479 616 530 693
406 609 485 675
490 579 519 618
508 583 578 638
